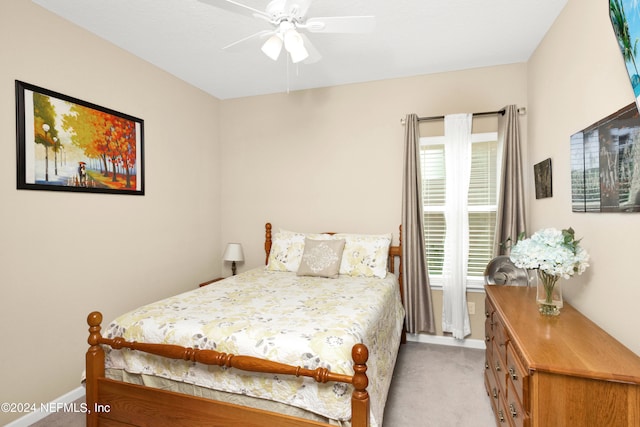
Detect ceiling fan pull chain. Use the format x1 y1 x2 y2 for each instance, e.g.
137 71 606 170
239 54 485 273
286 54 290 94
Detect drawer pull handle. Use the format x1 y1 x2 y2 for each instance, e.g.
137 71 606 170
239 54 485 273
495 363 501 372
509 403 518 418
509 367 518 381
485 310 490 318
498 409 505 423
485 362 489 370
485 335 490 342
492 387 498 399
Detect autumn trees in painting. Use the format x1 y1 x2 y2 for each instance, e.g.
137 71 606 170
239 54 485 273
16 81 144 195
62 104 138 190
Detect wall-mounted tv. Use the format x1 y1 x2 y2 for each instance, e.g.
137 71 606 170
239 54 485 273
570 102 640 212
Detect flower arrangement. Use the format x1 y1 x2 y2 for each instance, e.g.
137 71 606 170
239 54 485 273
509 228 589 315
509 227 590 278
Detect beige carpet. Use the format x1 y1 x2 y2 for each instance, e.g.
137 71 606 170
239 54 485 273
383 342 495 426
30 342 495 426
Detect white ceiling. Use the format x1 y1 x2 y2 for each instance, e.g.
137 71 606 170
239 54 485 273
32 0 568 100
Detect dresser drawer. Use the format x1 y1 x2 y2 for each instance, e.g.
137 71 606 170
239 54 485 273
506 378 530 427
484 363 499 415
485 315 493 342
495 393 510 426
506 343 529 412
492 339 507 393
485 297 495 338
493 315 508 364
485 296 495 319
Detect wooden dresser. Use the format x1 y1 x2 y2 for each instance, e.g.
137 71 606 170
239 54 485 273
484 285 640 427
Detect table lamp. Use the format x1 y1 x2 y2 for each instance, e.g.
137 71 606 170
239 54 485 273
223 243 244 275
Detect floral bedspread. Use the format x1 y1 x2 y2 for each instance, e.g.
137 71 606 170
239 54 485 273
103 268 405 426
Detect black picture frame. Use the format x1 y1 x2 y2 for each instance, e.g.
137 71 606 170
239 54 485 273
15 80 144 195
534 158 553 199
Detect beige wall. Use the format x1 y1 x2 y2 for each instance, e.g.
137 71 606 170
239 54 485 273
219 64 528 259
0 2 221 424
219 64 528 341
527 0 640 355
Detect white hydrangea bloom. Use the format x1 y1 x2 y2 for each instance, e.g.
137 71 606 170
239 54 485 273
509 228 590 279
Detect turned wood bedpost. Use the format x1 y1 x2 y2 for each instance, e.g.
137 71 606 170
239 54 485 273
397 225 404 304
265 222 272 265
86 311 105 427
351 344 370 427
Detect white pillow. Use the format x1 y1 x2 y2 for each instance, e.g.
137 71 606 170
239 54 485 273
266 230 332 272
334 233 392 278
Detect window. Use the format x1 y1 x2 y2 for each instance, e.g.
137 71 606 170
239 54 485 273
420 132 498 289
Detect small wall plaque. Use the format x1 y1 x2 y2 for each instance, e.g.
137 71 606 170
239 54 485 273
534 158 552 199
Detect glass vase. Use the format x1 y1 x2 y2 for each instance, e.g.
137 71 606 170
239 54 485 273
536 270 563 316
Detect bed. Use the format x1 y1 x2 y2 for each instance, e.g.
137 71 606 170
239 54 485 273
85 223 405 427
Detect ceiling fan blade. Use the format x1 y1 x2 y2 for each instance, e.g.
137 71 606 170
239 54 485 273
198 0 270 20
299 33 321 64
305 16 375 33
223 30 274 50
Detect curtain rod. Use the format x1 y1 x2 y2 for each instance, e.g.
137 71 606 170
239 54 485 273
417 109 505 122
400 108 522 125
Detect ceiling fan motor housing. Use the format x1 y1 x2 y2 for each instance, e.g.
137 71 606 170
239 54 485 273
266 0 309 24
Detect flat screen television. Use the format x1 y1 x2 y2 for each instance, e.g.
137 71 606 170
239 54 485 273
570 102 640 212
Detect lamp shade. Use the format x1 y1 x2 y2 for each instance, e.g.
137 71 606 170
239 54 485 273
261 34 283 61
223 243 244 262
288 43 308 64
283 29 308 63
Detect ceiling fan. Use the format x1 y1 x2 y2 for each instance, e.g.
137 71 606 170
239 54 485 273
199 0 376 64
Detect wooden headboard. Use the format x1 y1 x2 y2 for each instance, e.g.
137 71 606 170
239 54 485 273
263 222 404 305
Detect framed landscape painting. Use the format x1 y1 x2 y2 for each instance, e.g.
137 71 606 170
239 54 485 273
610 0 640 111
15 80 144 195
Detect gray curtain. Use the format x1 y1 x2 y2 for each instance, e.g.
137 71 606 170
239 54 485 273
493 105 527 256
401 114 436 334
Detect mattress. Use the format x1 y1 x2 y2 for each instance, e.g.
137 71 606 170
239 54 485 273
102 268 405 427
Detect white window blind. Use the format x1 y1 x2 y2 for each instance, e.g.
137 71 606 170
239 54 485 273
420 132 498 288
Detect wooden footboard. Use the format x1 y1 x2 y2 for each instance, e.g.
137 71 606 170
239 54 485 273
86 312 370 427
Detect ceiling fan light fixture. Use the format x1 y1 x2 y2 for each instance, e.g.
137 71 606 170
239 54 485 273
203 0 376 67
289 43 308 63
261 34 283 60
283 28 308 63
